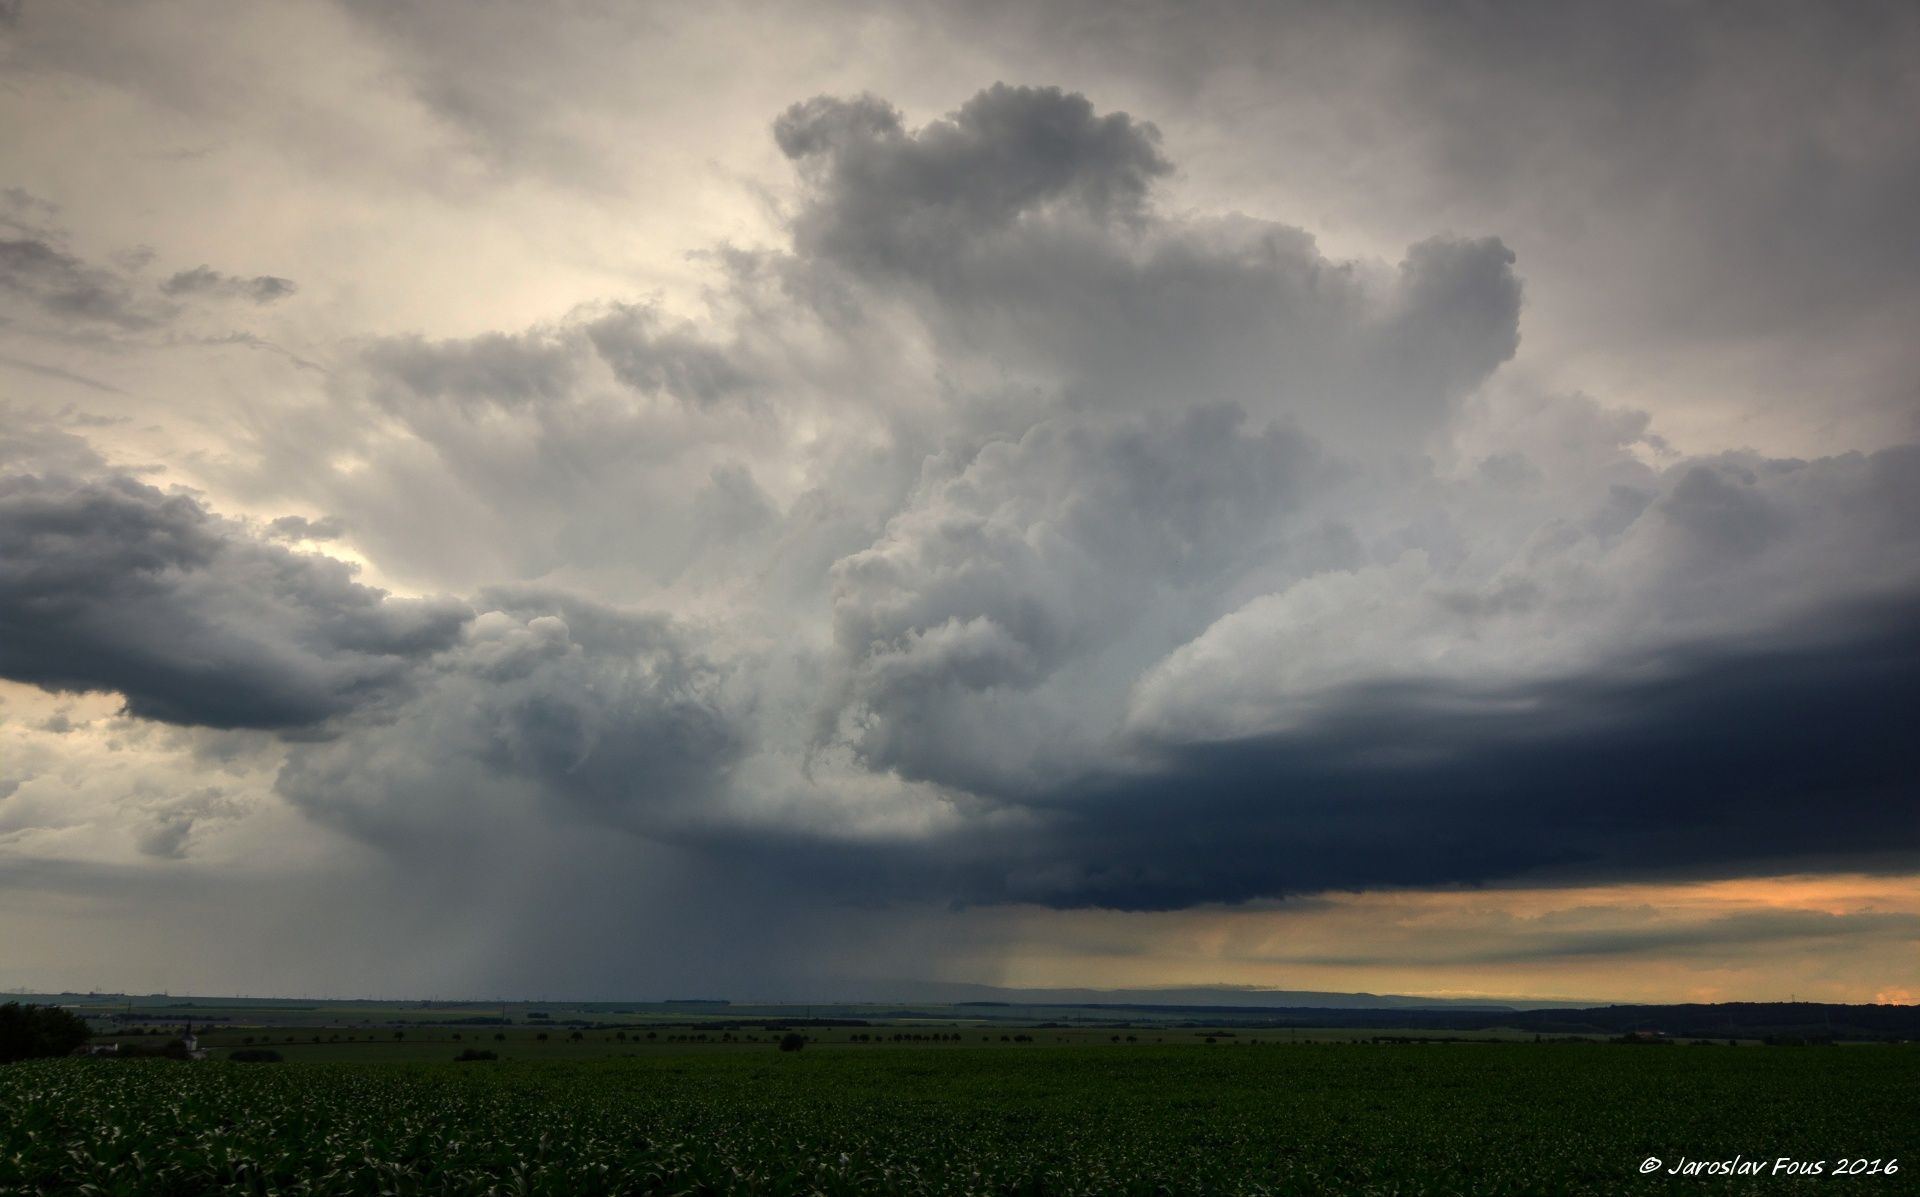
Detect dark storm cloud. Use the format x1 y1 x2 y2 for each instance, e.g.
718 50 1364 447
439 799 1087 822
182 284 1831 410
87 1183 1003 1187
160 265 298 304
709 597 1920 910
5 63 1917 951
0 471 469 729
191 85 1916 909
1058 605 1920 908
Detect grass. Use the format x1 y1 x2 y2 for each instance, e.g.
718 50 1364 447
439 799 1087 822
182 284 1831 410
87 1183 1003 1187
4 1040 1916 1194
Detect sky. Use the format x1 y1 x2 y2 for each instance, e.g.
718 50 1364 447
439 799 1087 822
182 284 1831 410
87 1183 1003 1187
1 0 1917 1005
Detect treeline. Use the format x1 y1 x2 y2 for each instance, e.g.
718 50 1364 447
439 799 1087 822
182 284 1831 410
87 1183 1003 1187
0 1003 90 1062
1183 1002 1920 1041
1494 1002 1920 1041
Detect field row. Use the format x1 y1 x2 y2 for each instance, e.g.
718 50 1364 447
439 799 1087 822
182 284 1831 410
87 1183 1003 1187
5 1042 1916 1195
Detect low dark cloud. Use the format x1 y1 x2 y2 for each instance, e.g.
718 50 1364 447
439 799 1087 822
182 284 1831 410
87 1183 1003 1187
708 599 1920 910
0 470 468 729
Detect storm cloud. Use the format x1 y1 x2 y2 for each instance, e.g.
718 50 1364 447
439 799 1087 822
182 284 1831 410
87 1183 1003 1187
5 83 1917 902
0 469 468 728
2 3 1917 1000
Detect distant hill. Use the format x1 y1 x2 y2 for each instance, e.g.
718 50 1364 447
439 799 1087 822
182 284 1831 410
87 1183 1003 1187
1473 1002 1920 1041
791 980 1605 1011
34 988 1916 1039
781 988 1919 1039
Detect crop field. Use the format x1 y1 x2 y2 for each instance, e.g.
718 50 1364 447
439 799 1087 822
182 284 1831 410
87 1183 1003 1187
4 1042 1916 1196
89 1022 1564 1066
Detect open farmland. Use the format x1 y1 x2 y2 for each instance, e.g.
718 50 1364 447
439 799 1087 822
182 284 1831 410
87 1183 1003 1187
5 1042 1915 1195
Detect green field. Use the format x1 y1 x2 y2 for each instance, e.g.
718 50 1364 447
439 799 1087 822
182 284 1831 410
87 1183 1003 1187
91 1021 1571 1065
5 1041 1915 1195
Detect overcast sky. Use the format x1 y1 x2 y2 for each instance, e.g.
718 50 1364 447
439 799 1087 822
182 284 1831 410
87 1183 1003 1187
2 0 1916 1005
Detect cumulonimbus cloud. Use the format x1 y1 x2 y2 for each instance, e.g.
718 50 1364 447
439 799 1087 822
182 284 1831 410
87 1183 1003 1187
3 84 1917 913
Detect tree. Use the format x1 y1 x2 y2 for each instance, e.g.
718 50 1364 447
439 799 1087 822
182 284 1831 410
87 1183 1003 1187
229 1048 284 1063
0 1003 90 1063
778 1033 807 1052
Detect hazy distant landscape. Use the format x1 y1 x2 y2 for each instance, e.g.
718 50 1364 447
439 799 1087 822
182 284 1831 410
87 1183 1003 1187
22 989 1920 1041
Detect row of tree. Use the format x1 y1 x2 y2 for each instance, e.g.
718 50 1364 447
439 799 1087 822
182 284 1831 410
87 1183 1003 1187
0 1003 91 1063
